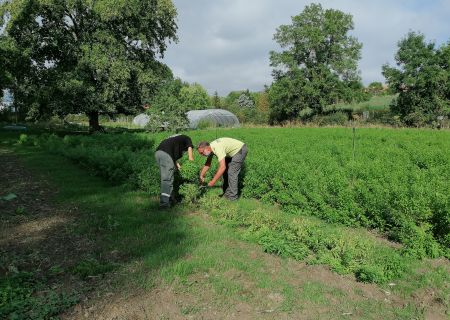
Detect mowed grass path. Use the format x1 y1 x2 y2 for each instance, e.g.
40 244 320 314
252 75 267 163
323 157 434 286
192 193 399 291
1 131 448 319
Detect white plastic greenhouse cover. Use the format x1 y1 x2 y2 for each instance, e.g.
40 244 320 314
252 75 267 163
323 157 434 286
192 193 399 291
132 109 240 128
132 113 150 127
186 109 240 129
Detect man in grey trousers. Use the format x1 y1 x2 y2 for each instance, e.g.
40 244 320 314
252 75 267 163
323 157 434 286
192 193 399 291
197 137 248 200
155 134 194 208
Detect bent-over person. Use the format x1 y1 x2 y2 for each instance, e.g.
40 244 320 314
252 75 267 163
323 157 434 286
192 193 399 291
197 137 248 200
155 134 194 208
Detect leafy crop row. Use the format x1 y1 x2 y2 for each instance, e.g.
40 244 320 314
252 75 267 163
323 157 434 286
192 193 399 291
19 127 450 261
199 194 413 284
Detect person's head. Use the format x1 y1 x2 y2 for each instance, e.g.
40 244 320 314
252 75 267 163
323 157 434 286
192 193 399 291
197 141 212 156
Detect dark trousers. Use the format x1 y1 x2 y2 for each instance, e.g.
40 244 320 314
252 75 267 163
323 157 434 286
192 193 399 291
222 144 248 200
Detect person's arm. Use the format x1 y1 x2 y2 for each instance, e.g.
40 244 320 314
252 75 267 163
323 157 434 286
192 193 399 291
200 155 213 182
208 158 226 187
187 147 194 161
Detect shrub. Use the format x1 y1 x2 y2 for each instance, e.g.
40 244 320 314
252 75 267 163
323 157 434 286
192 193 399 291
311 111 349 126
17 133 28 145
179 183 202 203
0 271 78 319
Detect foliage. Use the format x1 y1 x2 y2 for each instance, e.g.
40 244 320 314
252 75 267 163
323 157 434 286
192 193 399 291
145 109 188 132
367 82 386 96
177 161 207 203
145 79 186 132
17 133 28 145
6 130 449 318
71 257 115 279
310 111 349 126
0 0 178 131
331 94 395 112
146 80 212 131
222 90 269 124
236 92 255 108
0 271 79 319
199 195 412 284
179 183 202 203
211 91 221 108
148 78 187 111
23 127 450 261
253 91 270 124
178 160 202 183
382 32 450 126
268 3 365 123
179 83 211 110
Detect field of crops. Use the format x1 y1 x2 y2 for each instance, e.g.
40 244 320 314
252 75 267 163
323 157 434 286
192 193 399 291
19 127 450 270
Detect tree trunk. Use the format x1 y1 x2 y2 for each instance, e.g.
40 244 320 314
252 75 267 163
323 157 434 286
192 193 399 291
88 111 101 133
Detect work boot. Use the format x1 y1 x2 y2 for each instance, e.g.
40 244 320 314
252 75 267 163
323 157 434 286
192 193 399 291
159 203 171 210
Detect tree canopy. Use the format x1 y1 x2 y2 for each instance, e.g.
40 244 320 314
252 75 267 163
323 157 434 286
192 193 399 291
179 83 210 110
383 32 450 126
145 80 211 132
268 3 364 123
0 0 178 131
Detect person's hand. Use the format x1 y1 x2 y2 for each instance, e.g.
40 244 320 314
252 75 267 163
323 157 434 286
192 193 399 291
200 175 205 183
176 162 181 170
207 180 215 187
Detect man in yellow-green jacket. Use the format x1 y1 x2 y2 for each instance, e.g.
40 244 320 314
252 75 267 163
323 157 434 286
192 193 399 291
197 137 248 200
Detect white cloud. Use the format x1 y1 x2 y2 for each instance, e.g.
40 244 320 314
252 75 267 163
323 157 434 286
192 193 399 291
163 0 450 95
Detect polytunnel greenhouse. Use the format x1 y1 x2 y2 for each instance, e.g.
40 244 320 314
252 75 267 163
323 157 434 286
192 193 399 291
186 109 240 129
132 109 240 129
132 113 150 127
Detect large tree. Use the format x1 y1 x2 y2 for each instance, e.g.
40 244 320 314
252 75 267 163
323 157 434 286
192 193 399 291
382 32 450 126
145 80 212 132
0 0 177 131
268 3 363 123
179 83 210 109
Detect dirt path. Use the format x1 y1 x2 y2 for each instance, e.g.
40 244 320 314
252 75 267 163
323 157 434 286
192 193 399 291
1 148 448 320
0 148 100 306
64 237 449 320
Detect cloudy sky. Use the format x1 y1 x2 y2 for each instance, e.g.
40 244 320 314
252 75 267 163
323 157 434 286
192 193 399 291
161 0 450 96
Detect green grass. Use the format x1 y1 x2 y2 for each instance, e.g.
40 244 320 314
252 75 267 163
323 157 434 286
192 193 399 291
8 127 450 259
331 94 396 111
0 271 79 319
1 129 449 318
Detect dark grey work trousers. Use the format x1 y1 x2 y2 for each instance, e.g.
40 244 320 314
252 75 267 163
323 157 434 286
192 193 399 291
223 144 248 200
155 150 174 206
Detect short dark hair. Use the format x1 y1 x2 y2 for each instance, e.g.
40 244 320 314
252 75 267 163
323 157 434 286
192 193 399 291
197 141 210 149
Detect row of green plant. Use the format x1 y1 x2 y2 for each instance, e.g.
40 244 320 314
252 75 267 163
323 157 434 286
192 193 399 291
196 194 413 284
238 128 449 259
8 134 448 320
18 127 450 261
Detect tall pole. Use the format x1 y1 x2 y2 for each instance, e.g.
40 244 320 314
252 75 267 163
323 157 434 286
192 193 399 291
352 126 356 161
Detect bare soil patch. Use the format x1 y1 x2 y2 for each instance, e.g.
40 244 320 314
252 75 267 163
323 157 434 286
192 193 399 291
0 148 96 296
64 236 449 320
